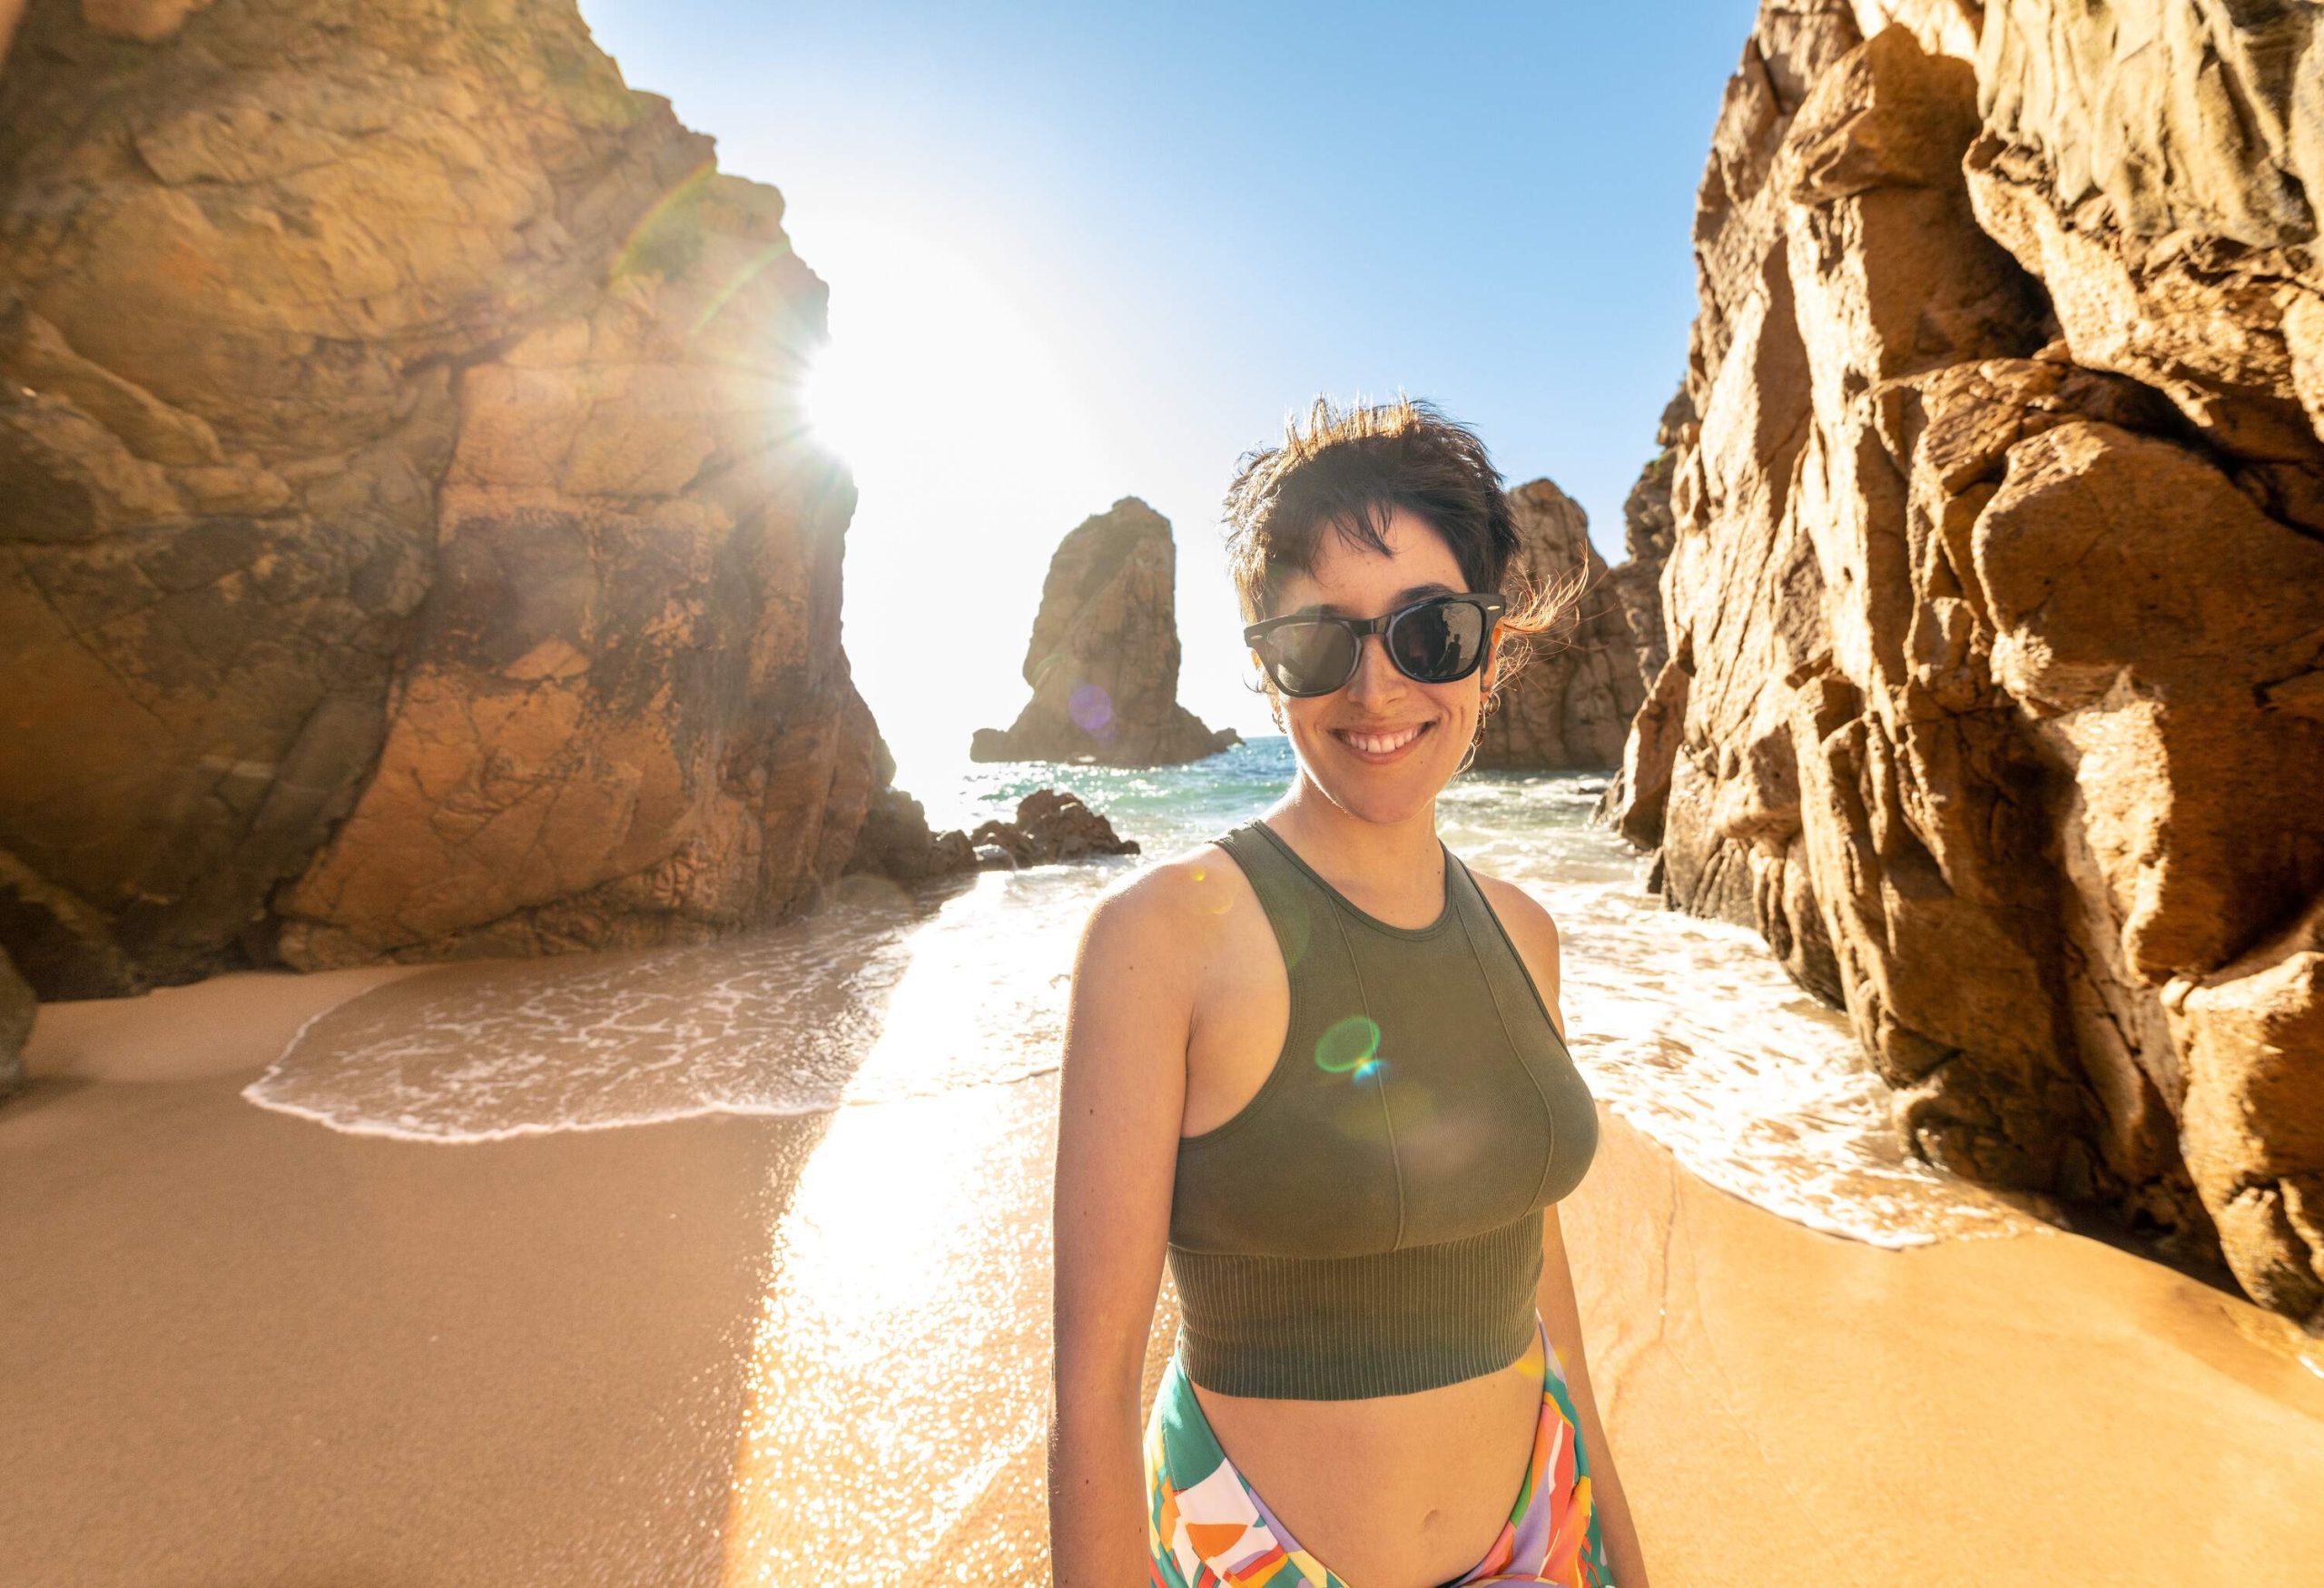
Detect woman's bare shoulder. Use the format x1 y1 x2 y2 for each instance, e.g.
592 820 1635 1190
1086 838 1249 925
1463 868 1563 962
1074 840 1260 988
1061 842 1260 1107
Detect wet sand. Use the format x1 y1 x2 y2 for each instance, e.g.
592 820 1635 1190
7 966 2324 1584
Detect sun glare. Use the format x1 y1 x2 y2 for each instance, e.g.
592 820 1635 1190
794 216 1102 483
800 333 877 465
786 211 1132 777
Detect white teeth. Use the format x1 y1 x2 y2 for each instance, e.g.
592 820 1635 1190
1341 724 1423 755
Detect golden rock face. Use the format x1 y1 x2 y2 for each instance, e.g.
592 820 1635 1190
1603 3 2324 1323
0 0 881 991
1469 477 1647 773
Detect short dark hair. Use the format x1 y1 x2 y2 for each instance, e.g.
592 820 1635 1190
1217 395 1524 623
1221 395 1579 714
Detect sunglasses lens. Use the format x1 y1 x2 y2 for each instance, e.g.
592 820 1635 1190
1389 599 1485 682
1265 621 1359 695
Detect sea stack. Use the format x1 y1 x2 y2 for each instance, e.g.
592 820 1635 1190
1600 2 2324 1324
1470 478 1646 771
971 497 1242 766
0 0 916 988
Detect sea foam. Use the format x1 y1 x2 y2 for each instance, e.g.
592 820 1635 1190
247 738 2039 1245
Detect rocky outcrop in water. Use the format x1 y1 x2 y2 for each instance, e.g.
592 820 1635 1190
968 788 1140 869
1604 0 2324 1322
847 781 1137 883
848 784 980 886
970 497 1241 766
0 0 893 991
1471 479 1645 770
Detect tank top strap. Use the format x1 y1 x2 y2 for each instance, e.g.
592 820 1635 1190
1440 848 1527 970
1441 844 1490 923
1440 846 1580 1069
1208 819 1327 977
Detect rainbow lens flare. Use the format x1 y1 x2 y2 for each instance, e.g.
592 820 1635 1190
1315 1014 1380 1073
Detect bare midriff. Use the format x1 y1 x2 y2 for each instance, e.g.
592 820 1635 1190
1192 1357 1546 1588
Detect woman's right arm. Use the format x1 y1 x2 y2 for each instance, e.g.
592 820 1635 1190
1049 879 1196 1586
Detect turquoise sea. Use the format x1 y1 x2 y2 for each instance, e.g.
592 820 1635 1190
249 735 2032 1246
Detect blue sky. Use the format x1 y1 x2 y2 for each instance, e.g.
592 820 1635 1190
579 1 1757 777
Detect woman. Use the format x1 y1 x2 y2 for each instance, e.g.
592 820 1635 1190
1049 398 1649 1588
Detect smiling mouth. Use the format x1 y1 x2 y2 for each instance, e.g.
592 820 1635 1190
1332 721 1434 760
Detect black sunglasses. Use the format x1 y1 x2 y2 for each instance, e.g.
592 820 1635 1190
1245 592 1506 698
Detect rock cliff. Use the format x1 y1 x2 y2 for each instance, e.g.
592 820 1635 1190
1605 0 2324 1321
0 0 896 991
1471 478 1646 770
1605 388 1694 691
0 946 30 1098
970 497 1242 766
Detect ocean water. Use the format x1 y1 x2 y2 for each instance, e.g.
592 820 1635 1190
247 735 2034 1246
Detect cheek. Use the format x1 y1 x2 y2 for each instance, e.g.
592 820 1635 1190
1433 682 1481 734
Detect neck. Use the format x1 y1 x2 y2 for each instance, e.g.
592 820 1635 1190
1265 774 1441 888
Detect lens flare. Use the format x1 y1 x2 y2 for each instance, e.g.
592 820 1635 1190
1187 863 1233 915
1068 683 1114 735
1315 1014 1381 1074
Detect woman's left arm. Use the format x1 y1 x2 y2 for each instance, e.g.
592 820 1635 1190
1480 874 1651 1587
1536 1201 1650 1587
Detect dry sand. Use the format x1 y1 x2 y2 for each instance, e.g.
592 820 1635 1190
5 964 2323 1584
1561 1114 2324 1583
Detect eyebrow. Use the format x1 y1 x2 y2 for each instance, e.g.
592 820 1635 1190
1292 582 1459 619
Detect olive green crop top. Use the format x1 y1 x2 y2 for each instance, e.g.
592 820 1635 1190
1167 818 1599 1401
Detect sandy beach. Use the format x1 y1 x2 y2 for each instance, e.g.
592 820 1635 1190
7 962 2324 1585
7 0 2323 1583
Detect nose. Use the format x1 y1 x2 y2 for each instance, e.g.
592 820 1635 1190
1343 629 1408 707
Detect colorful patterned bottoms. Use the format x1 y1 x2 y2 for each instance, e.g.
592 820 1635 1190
1145 1314 1613 1586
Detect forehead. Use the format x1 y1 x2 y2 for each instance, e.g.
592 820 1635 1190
1270 508 1464 615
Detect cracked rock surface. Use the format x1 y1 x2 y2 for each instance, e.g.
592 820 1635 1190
1604 1 2324 1321
0 0 885 988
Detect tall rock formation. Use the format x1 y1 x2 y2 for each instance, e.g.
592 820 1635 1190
0 0 893 990
1604 1 2324 1323
1591 390 1692 824
970 497 1242 766
1604 387 1694 691
1471 478 1646 770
